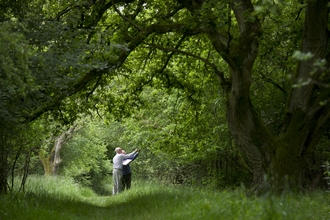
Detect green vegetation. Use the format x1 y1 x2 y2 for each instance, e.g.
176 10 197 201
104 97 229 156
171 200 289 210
1 1 329 218
1 175 329 220
1 0 330 199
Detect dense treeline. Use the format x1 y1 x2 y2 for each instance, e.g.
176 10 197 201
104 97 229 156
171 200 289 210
1 0 330 194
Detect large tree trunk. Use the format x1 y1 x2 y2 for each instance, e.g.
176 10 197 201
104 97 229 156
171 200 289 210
210 0 330 192
220 0 277 191
275 0 330 191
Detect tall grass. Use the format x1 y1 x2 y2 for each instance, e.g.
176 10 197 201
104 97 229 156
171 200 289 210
1 175 330 220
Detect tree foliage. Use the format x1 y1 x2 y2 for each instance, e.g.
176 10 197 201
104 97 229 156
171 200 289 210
60 119 112 194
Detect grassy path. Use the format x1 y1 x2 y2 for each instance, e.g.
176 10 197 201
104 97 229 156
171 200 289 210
1 176 330 219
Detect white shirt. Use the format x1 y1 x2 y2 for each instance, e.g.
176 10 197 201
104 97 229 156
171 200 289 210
113 151 136 170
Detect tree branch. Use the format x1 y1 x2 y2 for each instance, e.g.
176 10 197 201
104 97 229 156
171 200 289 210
259 72 287 95
112 0 143 31
146 43 230 90
86 74 103 99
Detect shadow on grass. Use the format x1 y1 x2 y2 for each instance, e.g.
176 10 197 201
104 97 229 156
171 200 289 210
1 188 186 220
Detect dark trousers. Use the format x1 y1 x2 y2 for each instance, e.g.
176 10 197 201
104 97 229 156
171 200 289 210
122 173 132 190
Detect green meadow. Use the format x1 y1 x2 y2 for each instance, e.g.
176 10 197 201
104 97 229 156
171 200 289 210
1 175 329 220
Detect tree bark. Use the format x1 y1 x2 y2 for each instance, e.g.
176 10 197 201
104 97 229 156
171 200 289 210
212 0 276 190
39 125 77 175
275 0 330 191
0 131 12 194
0 154 8 194
209 0 330 192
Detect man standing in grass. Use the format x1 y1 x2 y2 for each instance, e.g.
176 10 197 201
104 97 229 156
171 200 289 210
122 150 139 191
112 147 138 195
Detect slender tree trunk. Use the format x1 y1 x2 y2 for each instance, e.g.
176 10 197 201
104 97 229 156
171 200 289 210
0 152 8 194
52 136 64 175
39 146 55 175
0 136 10 194
39 125 77 175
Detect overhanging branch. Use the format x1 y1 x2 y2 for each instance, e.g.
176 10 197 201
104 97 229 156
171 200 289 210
146 43 231 90
112 0 143 31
